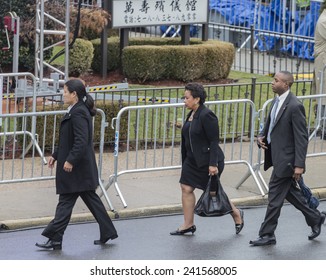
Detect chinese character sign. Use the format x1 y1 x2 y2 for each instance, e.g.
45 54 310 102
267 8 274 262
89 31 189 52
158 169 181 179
112 0 208 28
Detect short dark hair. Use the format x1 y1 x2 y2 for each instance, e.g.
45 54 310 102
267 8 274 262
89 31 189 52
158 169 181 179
278 71 294 88
185 82 207 104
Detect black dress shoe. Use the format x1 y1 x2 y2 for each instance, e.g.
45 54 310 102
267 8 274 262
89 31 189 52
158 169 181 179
249 234 276 246
94 234 118 245
170 225 196 235
35 239 62 250
235 209 244 234
308 213 326 240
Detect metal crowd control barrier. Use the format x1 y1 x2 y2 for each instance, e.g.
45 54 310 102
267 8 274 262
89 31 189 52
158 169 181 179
0 72 47 162
0 108 113 210
105 99 265 208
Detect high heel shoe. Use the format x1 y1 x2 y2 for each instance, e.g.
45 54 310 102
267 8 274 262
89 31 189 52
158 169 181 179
35 239 62 250
170 225 196 235
235 209 244 234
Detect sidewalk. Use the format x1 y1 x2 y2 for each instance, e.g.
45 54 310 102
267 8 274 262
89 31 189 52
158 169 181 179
1 156 326 230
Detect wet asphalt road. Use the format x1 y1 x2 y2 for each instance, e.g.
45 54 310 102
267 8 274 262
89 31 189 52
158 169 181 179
1 201 326 260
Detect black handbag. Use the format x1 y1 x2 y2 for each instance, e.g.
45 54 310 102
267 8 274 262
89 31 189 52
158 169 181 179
194 175 233 217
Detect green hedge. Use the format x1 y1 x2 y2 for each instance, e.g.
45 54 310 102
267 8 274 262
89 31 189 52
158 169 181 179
91 37 121 72
91 37 202 73
69 38 94 77
120 46 170 82
91 37 234 82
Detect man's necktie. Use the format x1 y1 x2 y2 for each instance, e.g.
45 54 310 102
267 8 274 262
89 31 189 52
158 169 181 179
267 97 280 143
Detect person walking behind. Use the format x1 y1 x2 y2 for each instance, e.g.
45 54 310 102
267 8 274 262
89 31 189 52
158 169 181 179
250 71 325 246
170 83 244 236
314 1 326 139
36 79 117 250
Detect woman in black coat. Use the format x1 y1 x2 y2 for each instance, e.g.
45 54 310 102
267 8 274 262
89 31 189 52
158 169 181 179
36 79 117 250
170 83 244 235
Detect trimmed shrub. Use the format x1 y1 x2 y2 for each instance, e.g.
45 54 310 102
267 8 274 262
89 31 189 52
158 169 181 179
168 46 207 81
122 46 169 82
69 38 94 77
91 37 202 73
91 37 121 72
203 41 235 80
91 37 234 82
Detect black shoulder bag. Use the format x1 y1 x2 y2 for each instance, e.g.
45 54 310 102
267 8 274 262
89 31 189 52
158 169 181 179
194 175 233 217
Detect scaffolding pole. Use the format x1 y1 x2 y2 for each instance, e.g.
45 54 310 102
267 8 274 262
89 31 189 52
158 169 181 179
35 0 70 86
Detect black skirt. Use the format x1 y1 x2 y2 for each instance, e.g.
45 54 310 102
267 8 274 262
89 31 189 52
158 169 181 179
179 156 224 191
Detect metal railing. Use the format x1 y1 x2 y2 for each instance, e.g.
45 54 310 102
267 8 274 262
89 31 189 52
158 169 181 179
2 72 326 211
105 99 264 208
101 92 326 208
0 108 112 209
89 79 313 139
89 79 312 104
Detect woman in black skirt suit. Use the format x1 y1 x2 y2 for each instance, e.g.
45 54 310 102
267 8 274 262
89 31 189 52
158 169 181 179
170 83 244 235
35 79 117 250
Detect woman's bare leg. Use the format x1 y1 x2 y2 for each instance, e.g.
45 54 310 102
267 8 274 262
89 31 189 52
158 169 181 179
179 183 196 230
230 201 242 224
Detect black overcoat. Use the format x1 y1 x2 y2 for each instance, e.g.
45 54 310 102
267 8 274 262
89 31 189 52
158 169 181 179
52 101 99 194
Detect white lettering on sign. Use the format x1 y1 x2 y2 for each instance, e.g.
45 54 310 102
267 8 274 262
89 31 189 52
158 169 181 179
112 0 208 28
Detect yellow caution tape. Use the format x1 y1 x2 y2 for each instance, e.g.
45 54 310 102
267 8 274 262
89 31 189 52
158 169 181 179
88 85 120 92
295 73 314 80
267 73 313 80
1 94 15 98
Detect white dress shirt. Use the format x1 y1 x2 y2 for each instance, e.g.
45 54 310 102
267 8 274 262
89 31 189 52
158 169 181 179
274 89 289 118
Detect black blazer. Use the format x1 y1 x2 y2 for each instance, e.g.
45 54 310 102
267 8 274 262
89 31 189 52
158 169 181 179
260 92 308 177
181 104 225 168
52 101 99 194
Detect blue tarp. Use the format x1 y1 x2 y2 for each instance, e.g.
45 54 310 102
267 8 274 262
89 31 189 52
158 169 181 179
283 1 321 60
209 0 321 60
209 0 256 27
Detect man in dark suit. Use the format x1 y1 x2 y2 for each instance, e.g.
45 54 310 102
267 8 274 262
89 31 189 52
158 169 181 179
250 71 325 246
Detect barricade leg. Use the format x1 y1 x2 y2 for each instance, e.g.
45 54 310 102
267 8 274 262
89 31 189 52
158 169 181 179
257 169 269 192
0 131 47 164
114 180 127 208
23 136 47 165
97 179 114 211
101 175 128 208
227 160 267 196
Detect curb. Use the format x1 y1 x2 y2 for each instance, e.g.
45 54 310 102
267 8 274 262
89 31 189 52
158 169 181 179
2 188 326 231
